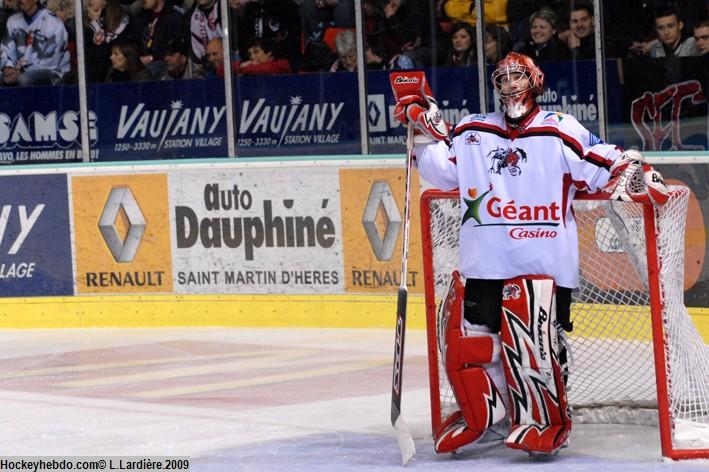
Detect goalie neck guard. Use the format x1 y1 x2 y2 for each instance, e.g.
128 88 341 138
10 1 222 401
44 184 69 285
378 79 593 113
491 52 544 120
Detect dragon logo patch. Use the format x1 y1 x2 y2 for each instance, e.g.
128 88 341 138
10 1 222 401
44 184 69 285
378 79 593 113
488 147 528 176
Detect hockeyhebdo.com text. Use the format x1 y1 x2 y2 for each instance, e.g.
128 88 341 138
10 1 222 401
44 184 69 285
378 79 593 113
0 456 190 471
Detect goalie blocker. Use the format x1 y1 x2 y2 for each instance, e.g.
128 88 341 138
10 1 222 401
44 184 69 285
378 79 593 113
435 272 571 456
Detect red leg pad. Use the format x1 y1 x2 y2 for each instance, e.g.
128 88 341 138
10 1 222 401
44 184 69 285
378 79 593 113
434 271 507 453
499 275 572 455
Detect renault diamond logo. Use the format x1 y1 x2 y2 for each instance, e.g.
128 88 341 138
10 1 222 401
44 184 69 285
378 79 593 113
99 187 146 262
362 181 401 261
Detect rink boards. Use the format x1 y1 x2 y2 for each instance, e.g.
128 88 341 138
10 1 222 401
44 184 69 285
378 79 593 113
0 157 706 342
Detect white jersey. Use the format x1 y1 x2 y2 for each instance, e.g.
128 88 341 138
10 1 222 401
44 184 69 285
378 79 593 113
1 8 69 75
414 106 622 288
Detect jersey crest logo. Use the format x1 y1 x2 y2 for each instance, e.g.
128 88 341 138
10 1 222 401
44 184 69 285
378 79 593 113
464 132 481 145
488 147 527 176
502 283 521 301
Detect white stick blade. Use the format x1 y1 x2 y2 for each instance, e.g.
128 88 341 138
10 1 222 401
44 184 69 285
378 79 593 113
393 416 416 466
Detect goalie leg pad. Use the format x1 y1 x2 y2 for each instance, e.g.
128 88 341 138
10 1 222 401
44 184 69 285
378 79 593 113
434 271 508 453
499 275 572 455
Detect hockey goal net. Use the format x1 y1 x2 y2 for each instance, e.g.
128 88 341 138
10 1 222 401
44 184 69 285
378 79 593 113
420 185 709 460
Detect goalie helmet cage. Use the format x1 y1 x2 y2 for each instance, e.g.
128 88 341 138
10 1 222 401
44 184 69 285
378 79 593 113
419 186 709 460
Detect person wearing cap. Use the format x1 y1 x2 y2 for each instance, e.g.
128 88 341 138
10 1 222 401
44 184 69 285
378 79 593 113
161 39 197 79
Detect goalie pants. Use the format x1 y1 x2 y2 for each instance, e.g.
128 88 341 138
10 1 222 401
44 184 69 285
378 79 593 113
464 278 573 333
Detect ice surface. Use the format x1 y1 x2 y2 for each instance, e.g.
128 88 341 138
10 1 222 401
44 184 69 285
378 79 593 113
0 328 706 471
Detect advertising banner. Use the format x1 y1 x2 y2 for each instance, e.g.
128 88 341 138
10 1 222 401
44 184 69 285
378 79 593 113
169 168 344 294
234 74 360 157
90 80 229 161
339 167 424 294
618 57 707 151
661 164 709 306
0 60 669 163
0 174 73 296
72 174 173 294
0 86 84 164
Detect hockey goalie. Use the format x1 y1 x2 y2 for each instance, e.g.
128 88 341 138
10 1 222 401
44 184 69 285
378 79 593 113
391 52 669 457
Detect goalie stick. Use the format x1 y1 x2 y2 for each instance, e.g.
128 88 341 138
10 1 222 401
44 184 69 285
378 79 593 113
390 121 416 466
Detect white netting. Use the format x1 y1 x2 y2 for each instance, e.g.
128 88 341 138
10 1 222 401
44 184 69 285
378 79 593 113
422 186 709 452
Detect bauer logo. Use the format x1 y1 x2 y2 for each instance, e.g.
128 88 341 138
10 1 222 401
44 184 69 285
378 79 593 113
394 76 419 84
339 168 424 294
0 174 73 296
72 174 173 294
169 170 344 295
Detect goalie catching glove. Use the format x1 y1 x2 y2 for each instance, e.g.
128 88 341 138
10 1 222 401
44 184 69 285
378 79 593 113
390 71 450 144
605 149 669 205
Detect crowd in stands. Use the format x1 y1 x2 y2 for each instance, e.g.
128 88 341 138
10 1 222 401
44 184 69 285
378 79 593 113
0 0 705 85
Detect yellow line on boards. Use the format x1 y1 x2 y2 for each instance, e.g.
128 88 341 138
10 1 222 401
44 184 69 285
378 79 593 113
0 294 706 342
0 294 426 329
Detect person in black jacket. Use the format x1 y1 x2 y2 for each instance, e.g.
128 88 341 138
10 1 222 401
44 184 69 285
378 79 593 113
561 1 595 61
516 7 570 63
84 0 131 82
236 0 301 70
132 0 186 78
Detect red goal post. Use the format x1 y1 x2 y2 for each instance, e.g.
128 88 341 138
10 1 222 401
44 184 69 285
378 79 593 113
419 185 709 460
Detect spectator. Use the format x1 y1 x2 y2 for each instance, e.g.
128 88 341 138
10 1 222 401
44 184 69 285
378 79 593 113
301 0 355 45
161 38 195 79
211 37 292 76
609 1 706 57
647 5 699 57
84 0 131 83
695 19 709 90
237 37 291 74
132 0 186 78
507 0 569 46
516 7 570 63
46 0 73 25
0 0 18 42
105 41 153 81
1 0 70 86
695 19 709 55
329 29 357 71
47 0 75 78
204 36 222 77
561 1 595 60
444 21 475 67
484 24 512 64
237 0 301 69
364 38 414 69
443 0 508 26
189 0 221 74
365 0 427 67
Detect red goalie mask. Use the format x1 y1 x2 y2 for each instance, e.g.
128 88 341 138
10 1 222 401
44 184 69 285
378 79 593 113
491 52 544 119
